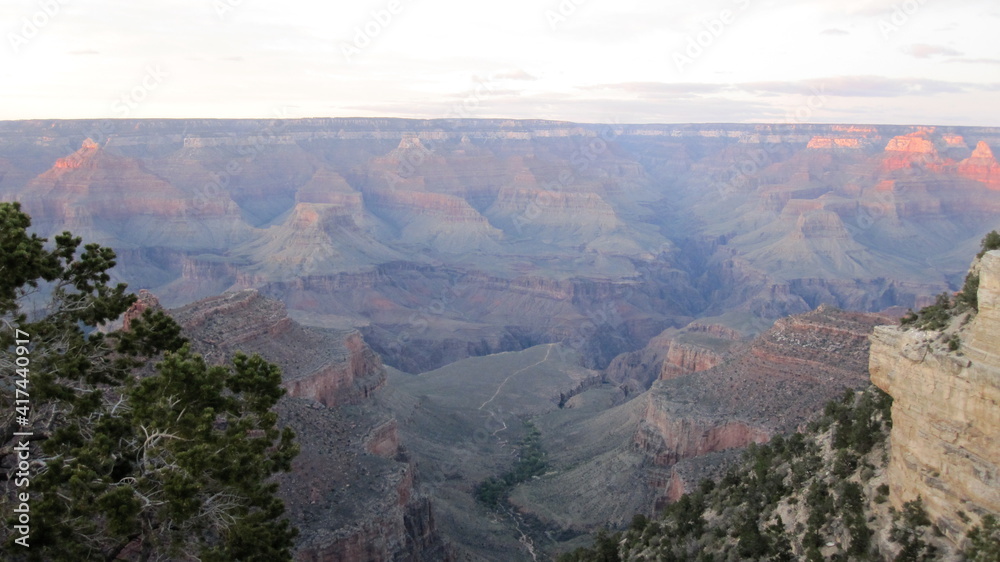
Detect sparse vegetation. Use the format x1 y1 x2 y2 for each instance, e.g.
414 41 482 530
558 386 894 561
900 292 955 331
474 421 547 508
902 230 1000 323
889 498 937 561
956 272 981 312
975 230 1000 259
964 514 1000 561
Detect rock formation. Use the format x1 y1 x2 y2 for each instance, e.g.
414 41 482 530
121 289 161 331
171 289 386 407
504 306 890 538
958 141 1000 189
806 136 867 150
15 139 252 250
167 290 452 561
870 250 1000 544
632 306 888 499
4 120 1000 372
604 322 739 392
881 131 941 173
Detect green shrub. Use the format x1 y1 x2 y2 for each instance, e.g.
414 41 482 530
957 273 980 312
976 230 1000 258
473 422 547 508
964 515 1000 562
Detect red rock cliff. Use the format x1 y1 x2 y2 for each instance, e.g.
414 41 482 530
170 289 386 407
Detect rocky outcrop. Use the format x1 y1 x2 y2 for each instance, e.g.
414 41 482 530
15 139 251 249
277 399 452 562
171 289 386 406
169 289 451 561
634 306 888 501
634 393 770 467
958 141 1000 189
870 250 1000 544
806 136 866 150
283 331 386 407
122 289 162 330
660 341 725 378
881 131 941 173
605 325 735 392
364 419 402 459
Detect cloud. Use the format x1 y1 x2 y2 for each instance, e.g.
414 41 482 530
901 44 964 59
741 76 969 97
797 0 926 16
582 82 729 98
949 58 1000 66
591 76 998 99
821 28 850 36
491 69 537 81
442 87 524 99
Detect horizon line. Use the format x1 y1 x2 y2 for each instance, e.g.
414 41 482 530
2 116 999 130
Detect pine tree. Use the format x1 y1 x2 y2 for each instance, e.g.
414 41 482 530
0 202 298 560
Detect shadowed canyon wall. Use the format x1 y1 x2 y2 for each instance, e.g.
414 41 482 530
142 291 452 561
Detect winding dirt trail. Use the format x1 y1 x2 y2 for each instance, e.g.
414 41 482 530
478 344 555 411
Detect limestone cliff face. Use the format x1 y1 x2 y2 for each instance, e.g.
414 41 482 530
806 136 867 150
660 342 726 379
870 250 1000 544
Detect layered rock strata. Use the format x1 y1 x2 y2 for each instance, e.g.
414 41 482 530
170 289 385 406
635 306 889 501
167 290 451 561
870 250 1000 544
5 121 1000 373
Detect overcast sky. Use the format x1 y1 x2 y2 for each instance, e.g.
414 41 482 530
2 0 998 125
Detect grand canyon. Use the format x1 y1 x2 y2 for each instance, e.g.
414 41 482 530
2 118 999 560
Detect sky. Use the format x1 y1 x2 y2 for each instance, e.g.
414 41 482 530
1 0 999 126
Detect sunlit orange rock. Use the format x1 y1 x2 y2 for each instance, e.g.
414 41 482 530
957 141 1000 189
